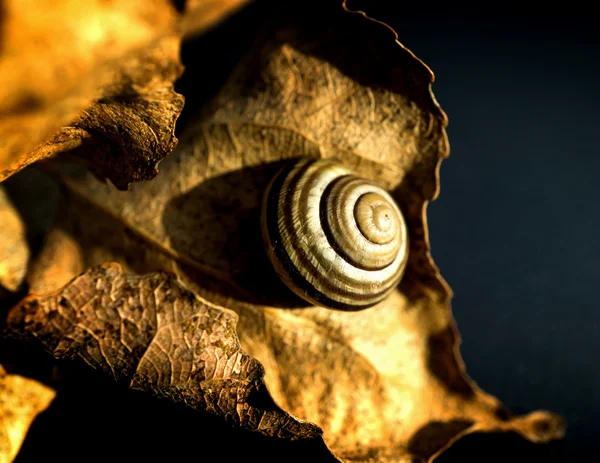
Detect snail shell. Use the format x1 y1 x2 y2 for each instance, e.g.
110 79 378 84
261 158 408 311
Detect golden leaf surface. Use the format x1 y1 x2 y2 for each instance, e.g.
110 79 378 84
0 0 255 187
0 365 55 463
0 186 29 293
3 1 563 461
0 0 184 188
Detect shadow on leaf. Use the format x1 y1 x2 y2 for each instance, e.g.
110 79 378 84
15 359 335 463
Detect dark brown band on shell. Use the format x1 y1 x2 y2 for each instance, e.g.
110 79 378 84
261 158 408 311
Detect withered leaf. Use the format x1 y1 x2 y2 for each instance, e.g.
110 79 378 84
0 186 28 294
0 365 55 463
6 1 563 461
5 263 325 444
0 0 183 188
0 0 256 187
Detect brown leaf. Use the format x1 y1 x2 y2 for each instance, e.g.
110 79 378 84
0 365 55 463
8 1 563 461
0 186 28 293
0 0 184 188
5 263 326 444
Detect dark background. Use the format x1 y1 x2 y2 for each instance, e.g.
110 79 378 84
376 4 599 461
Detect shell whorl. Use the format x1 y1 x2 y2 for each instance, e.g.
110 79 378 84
261 158 408 311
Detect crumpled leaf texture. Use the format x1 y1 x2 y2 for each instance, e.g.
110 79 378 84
0 0 184 189
2 0 564 461
6 264 322 441
50 34 185 190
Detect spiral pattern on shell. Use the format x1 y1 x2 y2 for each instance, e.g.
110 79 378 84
261 158 409 311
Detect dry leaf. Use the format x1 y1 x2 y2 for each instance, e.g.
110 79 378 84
0 186 29 293
0 365 56 463
0 0 255 186
1 1 563 461
0 0 183 188
5 263 325 444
